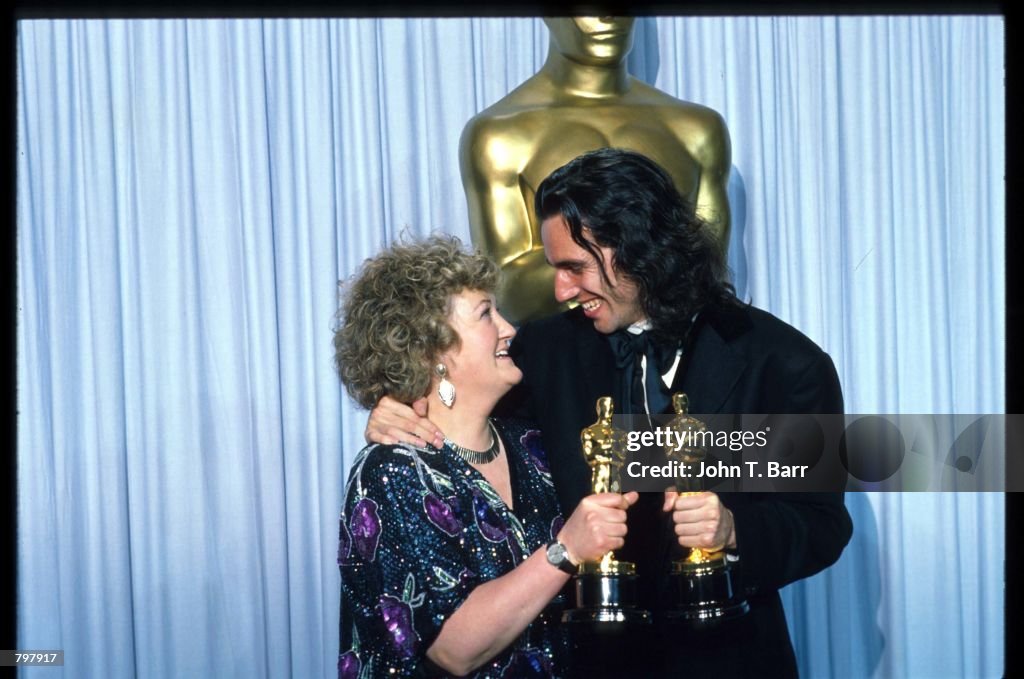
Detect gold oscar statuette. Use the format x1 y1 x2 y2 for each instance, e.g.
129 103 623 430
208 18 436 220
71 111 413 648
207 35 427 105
663 393 749 623
563 396 652 626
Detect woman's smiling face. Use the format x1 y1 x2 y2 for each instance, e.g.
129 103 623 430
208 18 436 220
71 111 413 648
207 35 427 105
440 289 522 404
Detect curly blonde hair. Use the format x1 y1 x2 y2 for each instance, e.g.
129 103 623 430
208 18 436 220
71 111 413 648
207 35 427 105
334 235 500 409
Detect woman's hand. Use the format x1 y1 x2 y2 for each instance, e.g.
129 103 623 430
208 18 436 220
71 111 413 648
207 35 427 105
364 395 444 449
557 491 638 563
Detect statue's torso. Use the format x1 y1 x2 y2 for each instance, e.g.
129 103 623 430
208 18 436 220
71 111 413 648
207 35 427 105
487 103 706 208
468 77 727 207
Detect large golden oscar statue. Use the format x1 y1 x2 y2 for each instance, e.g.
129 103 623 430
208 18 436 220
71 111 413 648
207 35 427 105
459 17 732 324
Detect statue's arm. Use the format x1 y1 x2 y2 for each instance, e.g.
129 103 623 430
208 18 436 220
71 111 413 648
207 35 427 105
459 117 532 264
684 109 733 252
580 434 593 463
458 117 557 324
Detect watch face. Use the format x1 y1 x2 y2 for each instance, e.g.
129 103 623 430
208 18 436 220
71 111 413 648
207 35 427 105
547 542 567 562
547 541 573 573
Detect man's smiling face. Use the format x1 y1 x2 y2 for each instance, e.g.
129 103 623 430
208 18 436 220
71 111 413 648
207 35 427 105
541 214 645 334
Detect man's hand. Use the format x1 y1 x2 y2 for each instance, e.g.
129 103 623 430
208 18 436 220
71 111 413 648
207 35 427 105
663 490 736 552
365 395 444 449
558 491 639 564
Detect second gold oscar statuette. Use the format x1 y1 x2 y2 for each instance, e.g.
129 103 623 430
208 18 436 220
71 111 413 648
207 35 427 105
663 393 749 623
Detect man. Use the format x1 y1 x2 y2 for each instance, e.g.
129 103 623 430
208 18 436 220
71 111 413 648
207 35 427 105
459 16 731 325
367 149 852 677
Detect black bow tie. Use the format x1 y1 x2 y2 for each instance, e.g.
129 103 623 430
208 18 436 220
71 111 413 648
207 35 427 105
607 330 679 378
607 330 679 415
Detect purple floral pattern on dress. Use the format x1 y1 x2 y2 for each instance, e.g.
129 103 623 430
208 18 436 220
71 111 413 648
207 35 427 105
351 497 382 562
337 650 361 679
423 492 463 536
520 429 549 473
472 488 508 542
377 594 418 658
339 422 565 675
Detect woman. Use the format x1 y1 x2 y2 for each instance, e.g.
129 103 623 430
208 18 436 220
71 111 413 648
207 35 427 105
334 236 635 678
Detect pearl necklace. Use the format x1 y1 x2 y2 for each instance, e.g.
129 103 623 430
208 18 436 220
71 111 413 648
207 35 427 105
445 420 501 465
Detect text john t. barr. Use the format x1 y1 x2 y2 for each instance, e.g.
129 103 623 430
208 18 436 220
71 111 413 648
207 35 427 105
626 460 808 479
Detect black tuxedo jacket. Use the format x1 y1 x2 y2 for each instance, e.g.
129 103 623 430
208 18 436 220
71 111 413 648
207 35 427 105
496 303 853 677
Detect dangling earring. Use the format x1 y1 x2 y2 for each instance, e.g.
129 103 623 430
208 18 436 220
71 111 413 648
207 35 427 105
435 363 455 408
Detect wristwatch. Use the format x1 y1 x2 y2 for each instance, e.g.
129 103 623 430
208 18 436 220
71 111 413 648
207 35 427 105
545 540 577 574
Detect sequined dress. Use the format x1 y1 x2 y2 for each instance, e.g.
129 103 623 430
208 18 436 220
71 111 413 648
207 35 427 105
338 418 568 678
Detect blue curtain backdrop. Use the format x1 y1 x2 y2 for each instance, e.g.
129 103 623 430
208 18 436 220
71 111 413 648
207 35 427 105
17 17 1004 678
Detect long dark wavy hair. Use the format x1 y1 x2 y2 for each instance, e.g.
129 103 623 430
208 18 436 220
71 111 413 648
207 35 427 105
534 147 742 344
